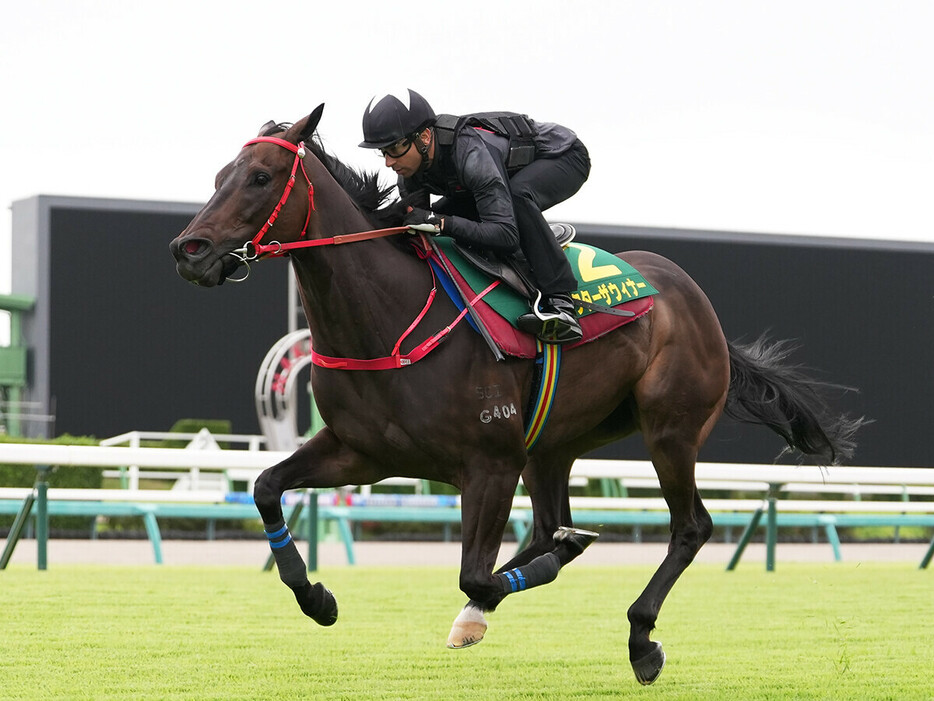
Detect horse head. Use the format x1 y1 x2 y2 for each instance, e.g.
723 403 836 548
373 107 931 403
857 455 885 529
170 105 325 286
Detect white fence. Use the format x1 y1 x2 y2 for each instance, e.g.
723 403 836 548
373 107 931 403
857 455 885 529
2 443 933 571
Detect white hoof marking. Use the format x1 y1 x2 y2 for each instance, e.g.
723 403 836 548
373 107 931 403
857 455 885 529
446 606 488 648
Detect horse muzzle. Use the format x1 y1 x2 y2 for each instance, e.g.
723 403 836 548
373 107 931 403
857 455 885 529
170 235 241 287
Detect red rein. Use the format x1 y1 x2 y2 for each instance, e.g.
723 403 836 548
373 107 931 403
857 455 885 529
240 136 483 370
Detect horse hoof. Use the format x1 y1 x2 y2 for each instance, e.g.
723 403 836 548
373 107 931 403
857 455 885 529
446 606 488 648
553 526 600 557
631 641 666 685
294 581 339 626
446 621 486 648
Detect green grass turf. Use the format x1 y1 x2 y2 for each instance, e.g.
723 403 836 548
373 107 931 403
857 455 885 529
0 562 932 700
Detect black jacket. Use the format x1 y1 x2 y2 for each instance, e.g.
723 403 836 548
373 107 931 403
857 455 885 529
400 115 579 253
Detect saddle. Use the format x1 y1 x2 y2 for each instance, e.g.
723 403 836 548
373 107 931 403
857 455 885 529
451 223 577 301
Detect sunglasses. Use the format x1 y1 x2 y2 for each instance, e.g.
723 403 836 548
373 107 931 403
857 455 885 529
379 136 415 159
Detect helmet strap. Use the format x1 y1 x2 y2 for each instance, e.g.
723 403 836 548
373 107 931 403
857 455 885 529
414 128 433 173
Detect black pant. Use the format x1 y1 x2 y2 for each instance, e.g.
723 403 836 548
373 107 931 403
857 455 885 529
509 139 590 295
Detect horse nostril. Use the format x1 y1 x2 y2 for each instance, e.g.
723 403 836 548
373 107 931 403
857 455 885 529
174 237 212 259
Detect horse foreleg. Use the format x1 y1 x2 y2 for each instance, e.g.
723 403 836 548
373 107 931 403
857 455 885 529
252 429 382 626
254 472 338 625
449 456 597 644
445 466 521 648
447 456 599 648
258 514 339 626
447 602 489 649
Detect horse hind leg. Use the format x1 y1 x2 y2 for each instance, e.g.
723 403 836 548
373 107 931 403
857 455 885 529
621 315 727 683
494 455 600 590
487 525 599 598
626 437 714 685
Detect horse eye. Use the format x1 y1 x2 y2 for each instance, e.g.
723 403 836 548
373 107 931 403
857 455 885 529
253 172 272 186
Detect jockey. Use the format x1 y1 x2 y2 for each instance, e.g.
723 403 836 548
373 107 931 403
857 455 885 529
358 89 590 344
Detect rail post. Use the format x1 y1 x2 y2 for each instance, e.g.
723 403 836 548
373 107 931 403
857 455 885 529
306 490 318 572
35 466 51 570
765 483 779 572
725 507 764 571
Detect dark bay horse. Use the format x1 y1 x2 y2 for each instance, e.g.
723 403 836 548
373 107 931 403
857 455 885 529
170 105 862 685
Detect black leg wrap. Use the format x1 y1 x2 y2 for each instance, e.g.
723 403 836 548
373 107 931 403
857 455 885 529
264 522 307 588
555 540 586 566
294 581 339 626
495 552 560 594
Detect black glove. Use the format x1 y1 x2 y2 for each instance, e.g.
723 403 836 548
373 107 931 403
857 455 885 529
404 207 443 234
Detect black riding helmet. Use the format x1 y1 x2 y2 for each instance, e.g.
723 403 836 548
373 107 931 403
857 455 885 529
359 89 436 149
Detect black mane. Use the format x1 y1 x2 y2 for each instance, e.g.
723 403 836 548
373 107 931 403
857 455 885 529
261 122 405 228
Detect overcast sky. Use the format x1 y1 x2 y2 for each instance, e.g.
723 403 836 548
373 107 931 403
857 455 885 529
2 0 932 313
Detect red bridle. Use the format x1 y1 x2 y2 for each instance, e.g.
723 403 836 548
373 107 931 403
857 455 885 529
238 136 408 260
241 136 315 256
231 135 489 370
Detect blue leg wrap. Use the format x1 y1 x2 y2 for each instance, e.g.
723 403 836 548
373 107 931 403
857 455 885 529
265 520 307 588
496 552 560 594
265 523 292 549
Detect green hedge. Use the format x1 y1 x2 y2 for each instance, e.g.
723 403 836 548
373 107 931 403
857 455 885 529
0 434 105 532
0 434 104 489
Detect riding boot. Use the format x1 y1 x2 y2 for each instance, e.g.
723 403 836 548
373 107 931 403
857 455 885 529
516 293 583 344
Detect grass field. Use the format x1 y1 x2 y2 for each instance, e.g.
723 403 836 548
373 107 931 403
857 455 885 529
1 562 932 700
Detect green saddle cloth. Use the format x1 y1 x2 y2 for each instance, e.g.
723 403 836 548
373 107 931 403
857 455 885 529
433 238 658 320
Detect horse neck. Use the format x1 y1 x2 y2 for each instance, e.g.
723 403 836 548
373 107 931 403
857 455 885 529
289 163 429 358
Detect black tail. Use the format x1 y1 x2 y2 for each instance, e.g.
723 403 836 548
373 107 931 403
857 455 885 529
724 337 867 465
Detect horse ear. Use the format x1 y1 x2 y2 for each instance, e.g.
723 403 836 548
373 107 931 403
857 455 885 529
257 120 278 137
297 104 325 142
